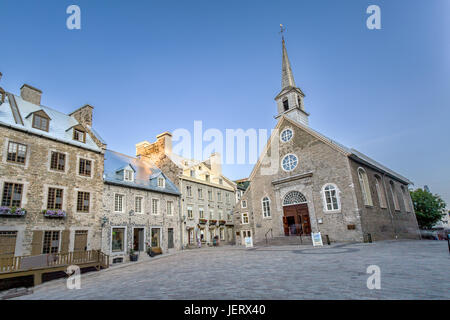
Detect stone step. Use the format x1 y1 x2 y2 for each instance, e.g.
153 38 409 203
256 236 312 247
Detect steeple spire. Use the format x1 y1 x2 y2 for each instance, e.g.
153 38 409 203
275 25 309 126
281 34 296 89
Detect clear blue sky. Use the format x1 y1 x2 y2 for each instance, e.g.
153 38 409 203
1 0 449 205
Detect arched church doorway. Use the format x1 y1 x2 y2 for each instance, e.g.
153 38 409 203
282 191 312 236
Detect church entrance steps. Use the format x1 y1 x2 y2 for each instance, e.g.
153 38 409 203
255 235 312 247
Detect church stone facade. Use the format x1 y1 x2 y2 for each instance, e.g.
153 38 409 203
234 36 420 245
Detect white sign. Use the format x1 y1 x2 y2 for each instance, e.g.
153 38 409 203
244 237 253 248
311 232 323 247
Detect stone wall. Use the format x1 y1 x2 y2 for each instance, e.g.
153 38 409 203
0 125 104 255
348 159 421 241
101 183 181 263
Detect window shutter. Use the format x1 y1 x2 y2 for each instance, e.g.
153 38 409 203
31 231 43 255
61 230 70 253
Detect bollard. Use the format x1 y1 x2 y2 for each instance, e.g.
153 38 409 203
325 234 331 245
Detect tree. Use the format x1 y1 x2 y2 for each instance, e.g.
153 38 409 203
410 188 447 229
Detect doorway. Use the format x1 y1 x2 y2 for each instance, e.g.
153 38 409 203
283 203 311 236
133 228 145 251
168 228 174 249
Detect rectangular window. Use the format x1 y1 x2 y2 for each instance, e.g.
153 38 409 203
187 206 193 219
198 188 203 199
1 182 23 207
79 158 92 177
111 228 125 252
124 170 133 181
115 194 124 212
157 178 165 188
73 129 85 143
33 114 49 131
241 200 247 208
76 191 90 212
219 178 223 185
135 196 143 213
43 231 60 254
208 190 213 201
226 193 229 204
220 228 225 240
217 192 222 202
242 212 249 224
167 201 173 216
199 208 204 219
205 174 210 182
190 170 195 177
186 185 192 197
209 210 214 220
152 199 159 215
227 212 232 221
7 142 27 164
218 211 223 220
50 152 66 171
47 188 63 210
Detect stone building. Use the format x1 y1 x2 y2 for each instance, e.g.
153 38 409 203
101 150 181 264
136 133 236 247
0 80 106 257
234 36 420 245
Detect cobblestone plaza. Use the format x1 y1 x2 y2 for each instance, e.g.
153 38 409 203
15 240 450 300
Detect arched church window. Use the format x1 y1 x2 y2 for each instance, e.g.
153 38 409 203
283 191 307 206
280 128 293 142
283 99 289 111
282 154 298 171
390 181 400 211
262 197 271 218
322 184 340 211
400 186 411 212
358 168 373 206
374 175 387 208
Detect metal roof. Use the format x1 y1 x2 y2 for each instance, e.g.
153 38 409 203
104 149 180 195
0 93 102 152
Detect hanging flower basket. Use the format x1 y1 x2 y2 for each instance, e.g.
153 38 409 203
0 206 27 217
42 209 67 218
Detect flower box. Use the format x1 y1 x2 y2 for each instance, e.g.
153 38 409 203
209 220 217 225
199 219 208 224
42 209 67 218
0 206 27 217
219 220 226 225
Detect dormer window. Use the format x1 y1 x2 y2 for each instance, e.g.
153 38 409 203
157 177 165 188
73 128 86 143
190 170 195 177
205 174 210 182
31 111 50 132
219 178 223 185
283 99 289 111
124 169 134 182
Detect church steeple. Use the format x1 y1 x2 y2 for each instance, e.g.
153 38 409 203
275 25 309 126
281 37 296 89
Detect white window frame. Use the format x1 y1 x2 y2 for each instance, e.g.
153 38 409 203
281 153 298 172
151 198 160 215
135 196 144 214
124 169 134 182
114 193 125 213
110 226 127 254
166 200 173 216
241 212 249 224
261 196 271 218
321 183 341 212
280 128 294 143
199 207 204 219
186 185 192 197
374 175 387 209
157 177 165 188
241 200 247 208
187 206 193 219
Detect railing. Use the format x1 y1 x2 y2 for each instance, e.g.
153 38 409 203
0 250 109 274
265 228 273 245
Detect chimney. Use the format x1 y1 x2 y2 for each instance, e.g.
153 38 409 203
20 84 42 105
69 104 94 127
210 152 222 176
156 132 172 156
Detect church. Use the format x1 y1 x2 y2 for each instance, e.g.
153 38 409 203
233 35 421 245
